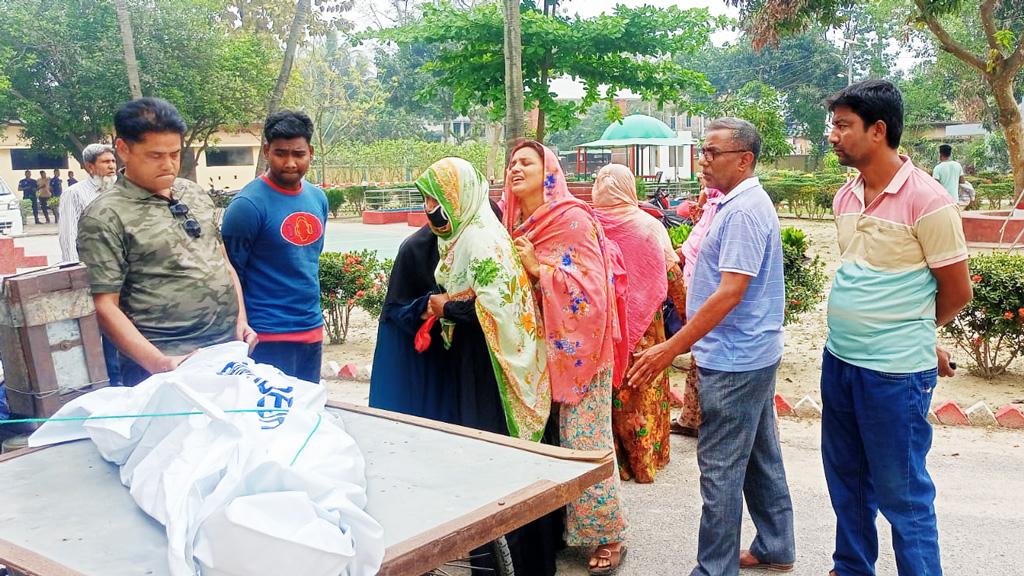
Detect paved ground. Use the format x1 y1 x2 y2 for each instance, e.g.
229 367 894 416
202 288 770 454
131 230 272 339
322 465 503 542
324 380 1024 575
552 420 1024 576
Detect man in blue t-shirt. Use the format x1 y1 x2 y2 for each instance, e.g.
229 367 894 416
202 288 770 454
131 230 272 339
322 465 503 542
50 168 64 198
221 110 328 383
17 170 41 224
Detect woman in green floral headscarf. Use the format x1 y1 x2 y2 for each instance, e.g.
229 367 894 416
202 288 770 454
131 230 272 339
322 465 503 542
416 157 551 441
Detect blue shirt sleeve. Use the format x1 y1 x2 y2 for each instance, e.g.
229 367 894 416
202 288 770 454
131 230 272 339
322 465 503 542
220 196 261 285
717 210 768 277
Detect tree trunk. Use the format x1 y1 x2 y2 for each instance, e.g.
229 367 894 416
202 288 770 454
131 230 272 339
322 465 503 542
486 121 503 182
256 0 311 175
534 0 556 144
990 78 1024 211
180 146 199 183
502 0 525 156
535 83 547 143
114 0 143 99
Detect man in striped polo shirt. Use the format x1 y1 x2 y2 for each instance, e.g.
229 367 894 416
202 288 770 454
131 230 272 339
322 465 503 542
822 80 973 576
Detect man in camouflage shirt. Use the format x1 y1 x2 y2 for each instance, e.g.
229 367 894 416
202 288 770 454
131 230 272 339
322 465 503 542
77 98 256 386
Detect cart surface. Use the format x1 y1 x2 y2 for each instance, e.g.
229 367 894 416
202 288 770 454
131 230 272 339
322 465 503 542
0 401 613 576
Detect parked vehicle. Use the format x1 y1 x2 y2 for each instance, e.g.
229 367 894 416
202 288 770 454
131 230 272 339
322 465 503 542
640 186 687 228
0 177 24 237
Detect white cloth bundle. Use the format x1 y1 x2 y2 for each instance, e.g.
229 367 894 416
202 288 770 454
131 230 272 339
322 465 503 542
30 342 385 576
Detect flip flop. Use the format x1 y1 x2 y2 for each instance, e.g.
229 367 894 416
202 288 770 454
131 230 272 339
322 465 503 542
589 544 628 576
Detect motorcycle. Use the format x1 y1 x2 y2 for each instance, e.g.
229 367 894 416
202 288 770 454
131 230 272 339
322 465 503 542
639 185 689 229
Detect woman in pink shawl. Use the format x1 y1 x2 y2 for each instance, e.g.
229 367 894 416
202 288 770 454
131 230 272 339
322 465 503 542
504 140 628 575
672 173 724 436
592 164 688 484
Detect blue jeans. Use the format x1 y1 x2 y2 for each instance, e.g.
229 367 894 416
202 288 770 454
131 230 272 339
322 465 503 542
690 361 795 576
821 349 941 576
101 335 122 387
251 341 323 384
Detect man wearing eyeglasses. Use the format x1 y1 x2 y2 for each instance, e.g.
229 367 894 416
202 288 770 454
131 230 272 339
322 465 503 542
628 117 794 575
76 98 257 387
221 110 328 383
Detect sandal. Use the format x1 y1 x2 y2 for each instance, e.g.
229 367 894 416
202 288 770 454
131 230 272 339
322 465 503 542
670 420 698 437
588 543 628 575
739 549 794 572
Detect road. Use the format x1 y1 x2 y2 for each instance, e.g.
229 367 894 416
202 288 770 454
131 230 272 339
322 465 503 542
553 419 1024 575
323 380 1024 575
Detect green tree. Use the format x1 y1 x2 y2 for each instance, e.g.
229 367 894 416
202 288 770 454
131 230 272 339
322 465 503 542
375 1 721 143
545 101 614 152
710 81 792 163
900 59 958 127
0 0 276 179
374 41 458 139
0 0 131 158
290 35 389 181
729 0 1024 199
133 0 277 181
676 30 846 155
226 0 353 39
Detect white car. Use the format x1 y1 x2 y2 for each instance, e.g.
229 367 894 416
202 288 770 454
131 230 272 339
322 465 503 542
0 176 24 237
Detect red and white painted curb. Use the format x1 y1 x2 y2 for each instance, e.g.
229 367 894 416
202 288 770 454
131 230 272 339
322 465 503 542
775 393 1024 430
318 363 1024 431
322 362 372 382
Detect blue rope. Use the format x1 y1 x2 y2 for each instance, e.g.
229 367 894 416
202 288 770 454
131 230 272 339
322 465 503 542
290 413 323 467
0 408 291 426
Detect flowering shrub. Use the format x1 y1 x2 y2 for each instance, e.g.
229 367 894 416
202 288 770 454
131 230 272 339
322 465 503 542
781 226 827 325
944 253 1024 378
320 250 391 344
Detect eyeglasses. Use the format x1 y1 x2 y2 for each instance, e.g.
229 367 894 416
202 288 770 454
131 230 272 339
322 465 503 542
168 199 202 239
697 147 750 162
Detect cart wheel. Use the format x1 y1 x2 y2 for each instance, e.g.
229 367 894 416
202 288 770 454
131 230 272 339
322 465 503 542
489 536 515 576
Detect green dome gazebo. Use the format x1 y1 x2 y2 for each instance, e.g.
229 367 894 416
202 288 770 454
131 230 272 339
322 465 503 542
575 114 695 180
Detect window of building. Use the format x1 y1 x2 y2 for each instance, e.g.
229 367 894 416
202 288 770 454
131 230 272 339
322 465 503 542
685 114 692 128
205 147 254 167
10 149 69 170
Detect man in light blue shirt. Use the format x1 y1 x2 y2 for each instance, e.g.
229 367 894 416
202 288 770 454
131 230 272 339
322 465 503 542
932 143 964 202
628 117 794 576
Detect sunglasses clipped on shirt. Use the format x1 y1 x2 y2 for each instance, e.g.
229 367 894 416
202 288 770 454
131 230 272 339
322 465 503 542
168 199 202 239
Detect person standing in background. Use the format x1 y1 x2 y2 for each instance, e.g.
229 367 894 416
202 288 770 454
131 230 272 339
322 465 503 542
59 143 121 386
35 171 52 223
932 144 964 203
17 170 41 224
50 168 64 198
